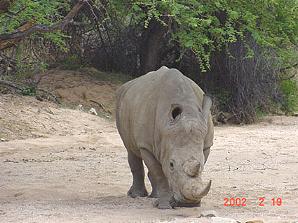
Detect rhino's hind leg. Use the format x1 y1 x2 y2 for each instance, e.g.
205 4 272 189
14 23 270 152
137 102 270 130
148 171 159 198
127 150 148 198
140 148 176 209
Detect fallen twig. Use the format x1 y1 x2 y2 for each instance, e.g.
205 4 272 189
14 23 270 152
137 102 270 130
0 79 60 104
89 99 111 114
0 79 23 92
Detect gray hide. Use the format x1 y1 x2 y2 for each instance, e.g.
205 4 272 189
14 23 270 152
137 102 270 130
116 66 214 209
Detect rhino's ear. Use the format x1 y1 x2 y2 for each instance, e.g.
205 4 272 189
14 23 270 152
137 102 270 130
202 94 212 121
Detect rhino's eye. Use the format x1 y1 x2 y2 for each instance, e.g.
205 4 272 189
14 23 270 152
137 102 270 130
171 106 182 120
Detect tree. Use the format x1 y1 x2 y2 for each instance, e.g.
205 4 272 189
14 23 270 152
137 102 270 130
0 0 87 50
1 0 297 122
110 0 297 71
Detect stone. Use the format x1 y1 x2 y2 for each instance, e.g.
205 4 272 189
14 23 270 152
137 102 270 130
89 107 97 116
199 210 218 217
245 220 264 223
211 217 240 223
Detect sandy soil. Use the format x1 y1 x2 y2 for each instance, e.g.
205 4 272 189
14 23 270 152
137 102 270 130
0 94 298 223
37 68 120 116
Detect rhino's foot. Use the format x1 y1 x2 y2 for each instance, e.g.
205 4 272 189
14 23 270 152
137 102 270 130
148 189 159 198
153 196 176 209
127 186 148 198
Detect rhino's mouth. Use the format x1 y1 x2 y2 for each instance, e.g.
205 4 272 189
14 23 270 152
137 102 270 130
173 191 201 207
176 200 201 207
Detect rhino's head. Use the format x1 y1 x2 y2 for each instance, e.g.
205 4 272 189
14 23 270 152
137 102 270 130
159 95 212 206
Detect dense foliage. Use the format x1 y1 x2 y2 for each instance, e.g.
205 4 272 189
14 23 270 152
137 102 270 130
280 79 298 113
110 0 298 69
0 0 297 122
0 0 70 48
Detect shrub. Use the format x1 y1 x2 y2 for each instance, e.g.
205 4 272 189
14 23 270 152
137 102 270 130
280 79 298 113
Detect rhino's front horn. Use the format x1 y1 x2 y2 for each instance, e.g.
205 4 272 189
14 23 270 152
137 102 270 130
182 180 212 201
193 180 212 198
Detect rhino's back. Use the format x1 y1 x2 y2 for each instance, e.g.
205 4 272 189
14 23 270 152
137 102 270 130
116 67 169 156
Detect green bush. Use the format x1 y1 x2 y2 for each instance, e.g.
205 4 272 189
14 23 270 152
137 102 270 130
280 79 298 113
0 0 70 47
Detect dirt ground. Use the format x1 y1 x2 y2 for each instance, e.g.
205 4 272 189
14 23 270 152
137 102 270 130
0 93 297 223
36 68 122 116
0 66 298 223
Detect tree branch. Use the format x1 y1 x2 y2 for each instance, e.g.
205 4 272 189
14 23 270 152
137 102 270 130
280 62 298 73
0 0 87 42
0 80 60 103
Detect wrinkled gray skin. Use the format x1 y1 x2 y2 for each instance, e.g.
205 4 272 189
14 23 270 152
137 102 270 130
116 66 214 209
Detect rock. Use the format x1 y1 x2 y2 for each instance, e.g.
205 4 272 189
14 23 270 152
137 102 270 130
199 210 218 217
164 218 210 223
245 221 264 223
43 107 54 114
76 104 83 111
211 217 240 223
35 95 43 101
0 138 6 142
89 107 98 116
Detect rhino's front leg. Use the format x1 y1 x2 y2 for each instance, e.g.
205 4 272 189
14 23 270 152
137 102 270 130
140 148 176 209
148 171 159 198
127 149 148 198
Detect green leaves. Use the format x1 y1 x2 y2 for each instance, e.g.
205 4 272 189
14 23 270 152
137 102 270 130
111 0 298 71
280 79 298 113
0 0 70 48
1 0 296 72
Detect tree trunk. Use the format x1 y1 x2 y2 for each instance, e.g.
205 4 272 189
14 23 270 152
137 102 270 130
139 19 167 75
0 0 14 13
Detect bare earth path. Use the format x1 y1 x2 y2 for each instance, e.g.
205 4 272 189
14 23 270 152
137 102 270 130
0 95 297 223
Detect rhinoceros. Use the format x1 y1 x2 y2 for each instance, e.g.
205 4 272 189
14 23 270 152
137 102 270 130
115 66 214 209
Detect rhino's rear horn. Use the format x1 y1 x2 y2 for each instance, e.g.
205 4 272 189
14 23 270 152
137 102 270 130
183 158 201 177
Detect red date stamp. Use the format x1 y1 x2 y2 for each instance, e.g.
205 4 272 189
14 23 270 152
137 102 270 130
224 197 247 207
224 197 282 207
